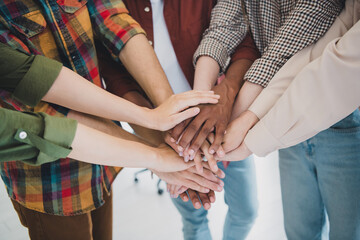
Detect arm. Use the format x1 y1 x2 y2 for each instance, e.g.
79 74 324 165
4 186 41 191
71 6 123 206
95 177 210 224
245 20 360 157
88 0 173 105
245 0 344 87
170 34 258 163
0 107 195 171
0 43 220 131
193 0 247 73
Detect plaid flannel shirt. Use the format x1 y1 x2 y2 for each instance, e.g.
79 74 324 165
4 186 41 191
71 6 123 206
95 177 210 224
0 0 144 215
194 0 345 87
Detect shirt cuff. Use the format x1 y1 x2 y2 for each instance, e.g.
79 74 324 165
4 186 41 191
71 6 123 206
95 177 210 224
244 120 282 157
12 55 63 107
245 57 283 88
16 114 77 165
193 37 230 73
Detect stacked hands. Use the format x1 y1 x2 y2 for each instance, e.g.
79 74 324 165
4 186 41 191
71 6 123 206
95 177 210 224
152 80 260 210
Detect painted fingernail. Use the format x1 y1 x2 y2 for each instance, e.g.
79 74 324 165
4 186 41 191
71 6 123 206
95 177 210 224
189 149 194 155
178 146 184 152
184 156 189 162
209 149 215 154
179 152 183 157
170 137 176 143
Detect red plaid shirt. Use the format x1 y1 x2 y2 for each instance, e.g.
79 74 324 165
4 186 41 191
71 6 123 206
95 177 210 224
0 0 144 215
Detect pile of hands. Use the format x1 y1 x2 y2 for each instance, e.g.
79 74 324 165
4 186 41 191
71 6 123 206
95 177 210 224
152 81 260 210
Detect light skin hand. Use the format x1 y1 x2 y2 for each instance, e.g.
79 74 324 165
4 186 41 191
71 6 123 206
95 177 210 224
222 110 259 154
216 142 253 162
153 165 224 193
148 90 220 131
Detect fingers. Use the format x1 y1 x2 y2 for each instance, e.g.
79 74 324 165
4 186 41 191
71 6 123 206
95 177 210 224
181 179 210 193
216 142 252 162
200 139 219 173
198 192 211 210
187 120 217 160
193 152 204 174
183 171 223 192
209 124 226 157
202 162 225 179
170 107 201 128
174 91 220 112
169 119 191 145
187 190 202 209
177 116 205 152
208 190 216 203
164 132 180 154
179 192 189 202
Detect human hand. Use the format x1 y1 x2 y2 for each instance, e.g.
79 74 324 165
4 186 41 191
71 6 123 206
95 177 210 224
216 141 253 162
153 164 224 193
222 110 259 154
179 189 216 210
149 90 220 131
169 82 237 160
165 132 223 174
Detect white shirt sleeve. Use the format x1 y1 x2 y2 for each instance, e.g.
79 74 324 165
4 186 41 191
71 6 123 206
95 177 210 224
244 20 360 157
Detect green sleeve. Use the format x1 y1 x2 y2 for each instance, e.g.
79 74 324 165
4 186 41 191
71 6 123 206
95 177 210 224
0 108 78 165
0 43 63 107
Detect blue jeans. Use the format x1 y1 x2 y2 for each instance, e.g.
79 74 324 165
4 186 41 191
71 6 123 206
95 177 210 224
172 157 258 240
279 110 360 240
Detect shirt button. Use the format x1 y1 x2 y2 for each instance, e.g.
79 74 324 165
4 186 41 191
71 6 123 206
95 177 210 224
148 40 153 46
19 131 27 140
144 6 150 12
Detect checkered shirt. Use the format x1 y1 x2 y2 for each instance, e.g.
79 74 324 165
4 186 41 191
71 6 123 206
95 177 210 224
194 0 345 87
0 0 144 215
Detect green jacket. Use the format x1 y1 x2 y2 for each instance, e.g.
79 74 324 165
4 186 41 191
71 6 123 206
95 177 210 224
0 43 77 165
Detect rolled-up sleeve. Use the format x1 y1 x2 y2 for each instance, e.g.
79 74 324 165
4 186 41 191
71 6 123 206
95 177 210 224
193 0 247 72
87 0 146 61
0 108 77 165
0 43 63 107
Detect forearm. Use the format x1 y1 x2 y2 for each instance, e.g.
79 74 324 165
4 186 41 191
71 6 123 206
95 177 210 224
43 66 155 128
245 21 360 156
119 34 173 105
193 56 220 90
67 110 151 146
68 122 159 168
244 0 343 87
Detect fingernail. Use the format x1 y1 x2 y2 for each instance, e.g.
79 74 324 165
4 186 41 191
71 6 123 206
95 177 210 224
205 188 210 193
178 146 184 152
218 150 224 157
220 181 224 187
213 165 218 172
189 149 194 155
210 197 215 202
184 156 189 162
217 186 222 191
209 149 215 154
204 203 210 209
189 154 194 161
170 137 176 143
179 152 183 157
195 202 201 208
224 130 227 134
178 189 183 194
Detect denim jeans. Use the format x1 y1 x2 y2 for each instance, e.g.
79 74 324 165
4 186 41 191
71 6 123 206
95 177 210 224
279 109 360 240
172 156 258 240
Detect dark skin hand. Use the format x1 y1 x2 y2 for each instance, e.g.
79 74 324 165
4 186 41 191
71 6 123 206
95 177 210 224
170 59 254 167
179 189 216 210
